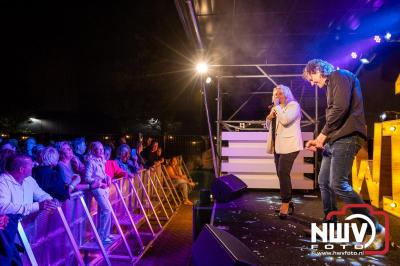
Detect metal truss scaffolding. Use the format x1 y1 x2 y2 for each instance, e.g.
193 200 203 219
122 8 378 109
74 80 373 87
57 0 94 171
207 63 319 186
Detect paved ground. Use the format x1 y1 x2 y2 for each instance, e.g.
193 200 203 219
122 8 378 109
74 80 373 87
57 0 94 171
135 204 193 266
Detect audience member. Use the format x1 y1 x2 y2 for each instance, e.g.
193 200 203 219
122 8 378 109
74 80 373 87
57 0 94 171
0 215 8 230
166 156 194 205
0 214 22 266
57 142 86 182
135 142 146 167
0 154 58 216
156 147 165 164
23 137 36 158
72 137 86 163
115 144 136 175
31 144 45 165
141 140 161 169
33 147 72 201
85 142 112 244
104 145 127 179
1 142 17 152
0 149 15 174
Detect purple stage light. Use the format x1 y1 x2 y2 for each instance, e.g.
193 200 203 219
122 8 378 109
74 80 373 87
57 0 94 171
374 35 381 43
351 52 358 59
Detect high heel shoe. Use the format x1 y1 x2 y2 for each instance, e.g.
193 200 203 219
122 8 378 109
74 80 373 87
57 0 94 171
278 201 294 219
278 203 288 219
275 201 294 214
288 201 294 215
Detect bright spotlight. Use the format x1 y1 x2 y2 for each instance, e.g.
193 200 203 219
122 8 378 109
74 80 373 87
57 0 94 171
384 32 391 40
373 35 381 43
390 126 397 132
196 62 208 74
379 112 387 121
29 117 40 123
205 76 212 84
360 58 370 64
351 52 358 59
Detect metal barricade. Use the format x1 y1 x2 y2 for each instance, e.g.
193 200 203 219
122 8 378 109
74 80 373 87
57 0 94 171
16 161 190 265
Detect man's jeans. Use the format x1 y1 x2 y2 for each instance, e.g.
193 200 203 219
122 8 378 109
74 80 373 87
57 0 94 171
318 135 380 232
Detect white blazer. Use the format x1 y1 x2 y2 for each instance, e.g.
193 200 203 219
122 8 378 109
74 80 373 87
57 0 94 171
266 101 303 154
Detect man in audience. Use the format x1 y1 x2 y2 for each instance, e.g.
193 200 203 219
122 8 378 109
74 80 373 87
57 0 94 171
0 154 58 216
0 155 58 265
72 137 87 163
115 144 137 175
141 140 161 169
135 142 146 168
23 137 36 158
0 149 15 174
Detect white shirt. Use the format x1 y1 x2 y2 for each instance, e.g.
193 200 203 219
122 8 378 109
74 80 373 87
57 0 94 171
0 173 52 216
85 156 108 184
266 101 303 154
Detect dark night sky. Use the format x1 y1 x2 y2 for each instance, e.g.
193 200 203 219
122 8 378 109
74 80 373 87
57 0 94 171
1 1 203 135
1 1 400 137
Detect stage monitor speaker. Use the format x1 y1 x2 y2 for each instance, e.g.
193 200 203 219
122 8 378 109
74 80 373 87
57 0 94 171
211 174 247 202
192 201 213 241
192 224 261 266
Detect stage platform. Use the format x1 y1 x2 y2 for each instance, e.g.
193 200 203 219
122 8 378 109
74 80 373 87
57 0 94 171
213 190 400 266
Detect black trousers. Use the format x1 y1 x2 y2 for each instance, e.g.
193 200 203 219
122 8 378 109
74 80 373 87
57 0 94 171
274 151 299 203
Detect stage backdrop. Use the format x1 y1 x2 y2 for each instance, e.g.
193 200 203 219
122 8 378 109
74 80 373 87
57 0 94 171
221 131 314 189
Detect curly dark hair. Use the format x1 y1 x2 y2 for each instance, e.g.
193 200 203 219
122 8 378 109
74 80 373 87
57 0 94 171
303 59 335 79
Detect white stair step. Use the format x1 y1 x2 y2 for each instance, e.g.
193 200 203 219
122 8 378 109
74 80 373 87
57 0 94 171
221 162 314 173
222 131 314 141
232 174 314 189
222 147 313 157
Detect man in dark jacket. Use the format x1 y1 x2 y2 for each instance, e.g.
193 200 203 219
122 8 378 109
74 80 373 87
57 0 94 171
303 59 385 250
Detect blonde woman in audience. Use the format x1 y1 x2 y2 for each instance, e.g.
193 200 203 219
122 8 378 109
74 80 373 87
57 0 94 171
57 141 100 192
85 142 112 244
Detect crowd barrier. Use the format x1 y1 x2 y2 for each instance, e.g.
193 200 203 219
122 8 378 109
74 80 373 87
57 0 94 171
17 164 185 266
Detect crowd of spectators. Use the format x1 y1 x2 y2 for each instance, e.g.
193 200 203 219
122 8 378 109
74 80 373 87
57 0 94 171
0 135 194 264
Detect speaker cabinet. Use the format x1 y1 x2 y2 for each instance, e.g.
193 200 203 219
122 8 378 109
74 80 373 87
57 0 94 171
211 174 247 202
192 224 261 266
192 201 213 241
